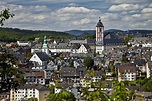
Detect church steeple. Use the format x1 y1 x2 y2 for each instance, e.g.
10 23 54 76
42 36 49 54
42 36 48 49
96 17 104 45
96 17 104 27
96 17 104 54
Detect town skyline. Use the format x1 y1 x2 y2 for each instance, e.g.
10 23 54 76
0 0 152 31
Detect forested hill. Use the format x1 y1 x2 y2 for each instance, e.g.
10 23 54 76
0 27 73 42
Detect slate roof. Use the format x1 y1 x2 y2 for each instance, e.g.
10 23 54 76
134 58 146 66
17 84 49 91
83 44 91 50
60 67 79 77
57 43 70 49
96 19 104 27
104 39 125 45
36 52 50 61
103 32 126 46
72 43 81 49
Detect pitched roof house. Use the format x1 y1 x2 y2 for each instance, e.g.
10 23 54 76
10 84 50 101
29 52 50 69
118 65 137 81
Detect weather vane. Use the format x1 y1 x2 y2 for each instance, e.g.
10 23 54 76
99 17 101 21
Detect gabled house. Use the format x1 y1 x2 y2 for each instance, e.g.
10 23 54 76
94 56 104 67
134 58 147 73
10 84 50 101
29 52 50 69
60 67 79 83
118 65 137 82
77 44 91 54
25 70 46 85
47 60 58 70
73 60 83 68
49 42 71 53
71 43 81 53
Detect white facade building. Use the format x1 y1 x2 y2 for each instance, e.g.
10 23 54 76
10 84 50 101
17 41 31 46
118 66 137 82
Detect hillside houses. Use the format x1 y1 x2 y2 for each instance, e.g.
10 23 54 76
0 20 152 100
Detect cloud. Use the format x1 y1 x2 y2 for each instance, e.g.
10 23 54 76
73 18 90 25
68 3 77 7
149 3 152 7
49 6 101 30
56 6 99 14
102 13 120 21
108 4 143 11
2 4 102 31
0 0 152 31
121 12 152 29
141 8 152 13
106 0 150 4
0 1 6 5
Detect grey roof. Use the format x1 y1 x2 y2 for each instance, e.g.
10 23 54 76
17 84 50 91
83 44 91 50
104 39 125 45
96 19 104 27
60 67 79 77
36 52 50 61
103 32 126 45
72 43 81 49
134 58 146 66
104 32 119 39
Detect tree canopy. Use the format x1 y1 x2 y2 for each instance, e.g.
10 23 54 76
142 77 152 92
0 48 26 92
0 8 14 26
84 56 94 70
47 89 76 101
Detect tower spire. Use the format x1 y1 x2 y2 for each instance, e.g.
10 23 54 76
42 35 48 49
99 17 101 22
42 35 49 54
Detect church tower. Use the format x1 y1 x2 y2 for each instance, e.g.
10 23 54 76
96 17 104 54
42 36 49 54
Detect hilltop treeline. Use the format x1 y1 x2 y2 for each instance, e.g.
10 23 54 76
0 27 73 42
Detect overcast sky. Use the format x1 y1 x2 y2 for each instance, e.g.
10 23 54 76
0 0 152 31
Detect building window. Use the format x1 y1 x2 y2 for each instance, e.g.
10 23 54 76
99 28 102 32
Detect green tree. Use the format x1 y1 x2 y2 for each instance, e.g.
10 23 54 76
83 34 95 39
84 56 94 70
69 61 74 67
111 81 135 101
0 50 16 80
0 8 14 26
0 49 20 92
142 78 152 92
121 57 129 62
81 71 109 101
27 97 38 101
47 89 76 101
124 34 134 43
82 87 109 101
